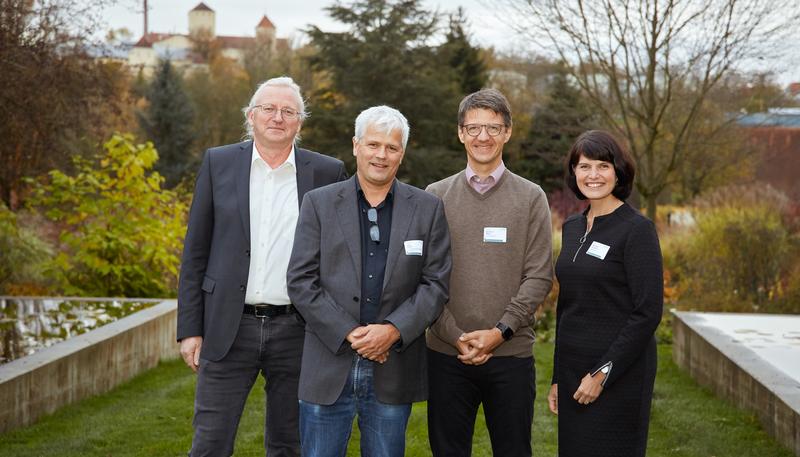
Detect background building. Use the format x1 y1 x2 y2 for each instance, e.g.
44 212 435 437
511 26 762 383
125 2 287 76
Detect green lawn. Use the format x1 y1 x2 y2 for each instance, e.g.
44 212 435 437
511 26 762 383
0 344 792 456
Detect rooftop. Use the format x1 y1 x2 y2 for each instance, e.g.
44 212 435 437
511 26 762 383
736 108 800 128
257 15 275 29
191 2 213 12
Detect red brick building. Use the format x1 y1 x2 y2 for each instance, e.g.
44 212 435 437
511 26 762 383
739 109 800 199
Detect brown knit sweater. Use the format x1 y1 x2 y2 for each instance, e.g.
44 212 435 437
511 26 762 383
425 170 553 357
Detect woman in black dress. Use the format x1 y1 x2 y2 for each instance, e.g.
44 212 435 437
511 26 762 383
548 130 663 457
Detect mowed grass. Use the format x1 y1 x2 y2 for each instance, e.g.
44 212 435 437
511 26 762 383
0 344 792 456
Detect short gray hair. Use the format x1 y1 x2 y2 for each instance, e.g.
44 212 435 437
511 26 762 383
242 76 308 141
354 105 410 149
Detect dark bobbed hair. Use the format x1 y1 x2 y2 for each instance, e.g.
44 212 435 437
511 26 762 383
565 130 635 201
457 88 512 127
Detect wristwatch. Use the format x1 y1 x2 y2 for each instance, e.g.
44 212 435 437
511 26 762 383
495 322 514 341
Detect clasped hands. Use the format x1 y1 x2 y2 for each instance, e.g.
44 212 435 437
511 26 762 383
347 323 400 363
455 328 505 366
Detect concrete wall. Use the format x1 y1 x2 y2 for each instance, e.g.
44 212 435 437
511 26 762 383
0 300 178 433
672 311 800 456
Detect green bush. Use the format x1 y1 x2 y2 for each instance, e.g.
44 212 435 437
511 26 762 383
0 203 53 294
28 134 188 298
777 264 800 313
666 184 799 312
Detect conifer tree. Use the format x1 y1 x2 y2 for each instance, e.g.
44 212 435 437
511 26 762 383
440 8 488 95
516 67 596 193
138 60 196 187
303 0 462 162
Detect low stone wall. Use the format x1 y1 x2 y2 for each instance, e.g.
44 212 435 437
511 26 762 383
0 299 178 433
672 311 800 456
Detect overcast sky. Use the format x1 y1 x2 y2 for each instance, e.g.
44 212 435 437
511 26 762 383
101 0 799 86
101 0 515 49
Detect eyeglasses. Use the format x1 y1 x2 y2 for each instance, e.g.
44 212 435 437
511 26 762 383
461 123 505 137
254 104 301 119
367 208 379 243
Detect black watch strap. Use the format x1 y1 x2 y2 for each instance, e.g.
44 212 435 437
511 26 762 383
495 322 514 341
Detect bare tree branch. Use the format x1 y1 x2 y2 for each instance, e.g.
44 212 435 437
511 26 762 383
496 0 800 218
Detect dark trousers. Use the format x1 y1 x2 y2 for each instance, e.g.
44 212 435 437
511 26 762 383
427 348 535 457
190 312 305 457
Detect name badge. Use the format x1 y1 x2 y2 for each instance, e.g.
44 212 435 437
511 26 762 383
586 241 610 260
483 227 507 243
404 240 423 256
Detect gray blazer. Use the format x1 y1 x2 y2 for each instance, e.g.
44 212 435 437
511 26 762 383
177 141 347 361
287 177 451 405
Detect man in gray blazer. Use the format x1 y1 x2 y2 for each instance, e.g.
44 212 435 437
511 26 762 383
177 76 346 457
287 105 451 457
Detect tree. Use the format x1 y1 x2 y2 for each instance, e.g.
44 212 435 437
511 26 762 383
0 202 52 295
29 134 187 298
302 0 463 168
0 0 131 209
730 72 795 113
184 56 252 153
515 66 597 193
242 33 300 89
189 27 220 63
666 70 800 201
672 120 754 203
483 52 564 168
670 82 756 202
500 0 800 218
137 60 196 187
439 7 488 95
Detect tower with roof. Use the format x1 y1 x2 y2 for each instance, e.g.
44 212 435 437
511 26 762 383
124 2 286 76
188 2 216 37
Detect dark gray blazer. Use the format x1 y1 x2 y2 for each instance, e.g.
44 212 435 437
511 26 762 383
287 176 452 405
177 141 347 361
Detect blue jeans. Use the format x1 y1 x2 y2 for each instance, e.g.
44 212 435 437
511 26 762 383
299 355 412 457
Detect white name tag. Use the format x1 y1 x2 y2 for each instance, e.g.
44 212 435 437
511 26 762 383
586 241 610 260
483 227 507 243
404 240 423 256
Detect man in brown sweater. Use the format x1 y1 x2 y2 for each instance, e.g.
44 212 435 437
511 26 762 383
425 88 553 457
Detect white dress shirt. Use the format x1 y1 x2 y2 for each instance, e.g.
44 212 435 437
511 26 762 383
244 144 299 305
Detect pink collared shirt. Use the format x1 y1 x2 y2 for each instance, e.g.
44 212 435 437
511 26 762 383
465 161 506 194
